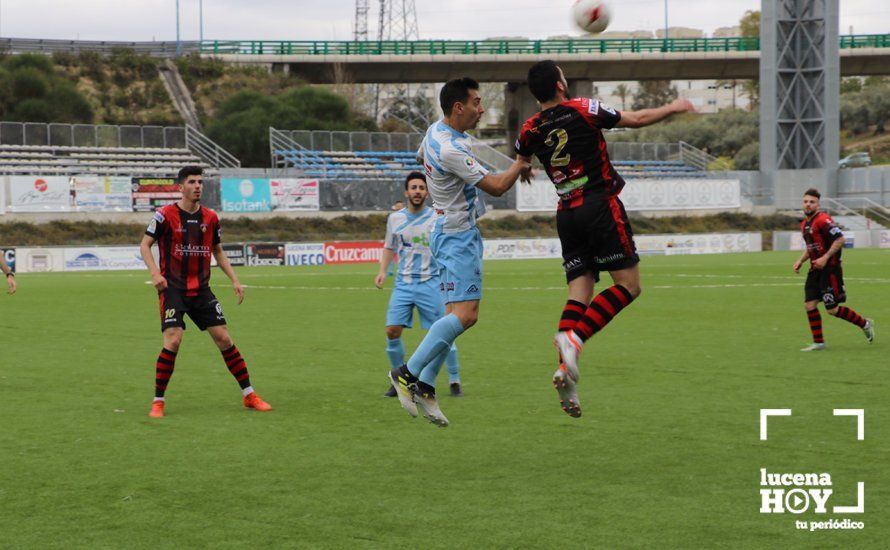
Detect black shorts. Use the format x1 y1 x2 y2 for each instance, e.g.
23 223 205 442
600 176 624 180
158 288 227 332
805 266 846 308
557 193 640 283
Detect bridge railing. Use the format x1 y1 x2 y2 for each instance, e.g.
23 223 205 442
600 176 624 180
0 37 201 56
200 34 890 57
203 37 761 56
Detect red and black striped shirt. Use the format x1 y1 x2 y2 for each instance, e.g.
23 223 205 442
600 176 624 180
801 210 843 269
515 97 624 205
146 203 221 295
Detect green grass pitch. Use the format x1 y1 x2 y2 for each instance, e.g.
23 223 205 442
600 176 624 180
1 250 887 548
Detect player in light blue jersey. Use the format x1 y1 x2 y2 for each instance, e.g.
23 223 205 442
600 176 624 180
376 172 462 398
389 77 532 426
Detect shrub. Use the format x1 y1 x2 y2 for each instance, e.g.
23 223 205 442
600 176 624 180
47 81 94 123
4 53 54 74
733 141 759 170
12 67 49 99
12 98 52 122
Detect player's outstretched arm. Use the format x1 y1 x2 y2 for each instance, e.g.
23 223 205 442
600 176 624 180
375 248 395 289
213 244 244 304
616 99 694 129
140 235 167 291
0 253 15 295
476 157 532 197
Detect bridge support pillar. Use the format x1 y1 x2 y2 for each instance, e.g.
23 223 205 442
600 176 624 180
504 80 592 149
759 0 840 207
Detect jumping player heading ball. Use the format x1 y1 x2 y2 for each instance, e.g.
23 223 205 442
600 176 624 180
515 60 693 418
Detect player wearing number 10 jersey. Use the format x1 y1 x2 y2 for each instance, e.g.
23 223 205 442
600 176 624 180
139 165 272 418
515 60 693 418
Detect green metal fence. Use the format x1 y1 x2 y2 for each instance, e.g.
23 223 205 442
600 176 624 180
201 34 890 56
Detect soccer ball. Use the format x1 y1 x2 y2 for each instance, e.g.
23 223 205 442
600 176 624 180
572 0 611 34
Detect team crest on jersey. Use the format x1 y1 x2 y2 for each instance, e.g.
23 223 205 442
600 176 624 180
200 223 207 233
465 157 476 168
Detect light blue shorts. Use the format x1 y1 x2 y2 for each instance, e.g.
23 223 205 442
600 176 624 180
386 278 446 329
431 227 483 303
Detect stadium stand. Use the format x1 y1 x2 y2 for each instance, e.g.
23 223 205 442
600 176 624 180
0 122 239 176
270 129 714 180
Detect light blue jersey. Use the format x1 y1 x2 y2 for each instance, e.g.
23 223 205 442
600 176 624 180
384 206 438 285
416 120 489 233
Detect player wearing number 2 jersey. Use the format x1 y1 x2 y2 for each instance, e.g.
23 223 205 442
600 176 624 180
515 60 693 418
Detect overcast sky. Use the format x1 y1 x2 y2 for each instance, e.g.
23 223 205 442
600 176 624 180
0 0 886 42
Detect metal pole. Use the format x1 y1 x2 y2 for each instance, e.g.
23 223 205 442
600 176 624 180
199 0 204 43
664 0 669 40
176 0 181 56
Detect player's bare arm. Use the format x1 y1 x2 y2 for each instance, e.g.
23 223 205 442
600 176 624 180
792 249 810 273
140 234 167 291
0 253 15 295
476 157 532 197
617 98 695 128
375 248 395 289
812 236 845 270
213 244 244 304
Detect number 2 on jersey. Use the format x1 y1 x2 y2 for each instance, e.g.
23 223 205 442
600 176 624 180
545 128 571 167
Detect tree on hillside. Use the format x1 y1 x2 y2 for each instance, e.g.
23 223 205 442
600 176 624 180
614 84 630 110
0 54 93 123
631 80 677 110
841 78 863 94
206 87 378 167
740 10 760 37
840 84 890 135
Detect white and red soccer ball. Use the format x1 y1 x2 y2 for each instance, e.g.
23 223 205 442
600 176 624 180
572 0 611 34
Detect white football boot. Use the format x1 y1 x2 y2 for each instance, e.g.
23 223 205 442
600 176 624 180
553 363 582 418
800 343 827 352
413 387 449 427
863 319 875 344
554 331 582 379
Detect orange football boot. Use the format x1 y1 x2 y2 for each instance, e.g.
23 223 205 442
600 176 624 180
149 400 165 418
243 392 272 412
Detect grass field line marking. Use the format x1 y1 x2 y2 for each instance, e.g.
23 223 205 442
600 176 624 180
232 282 845 291
150 279 889 291
670 273 890 283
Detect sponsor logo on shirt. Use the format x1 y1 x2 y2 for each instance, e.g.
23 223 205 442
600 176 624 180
174 244 212 257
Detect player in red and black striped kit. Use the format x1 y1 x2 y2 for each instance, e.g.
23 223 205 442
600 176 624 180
515 60 693 418
139 166 272 417
793 188 874 351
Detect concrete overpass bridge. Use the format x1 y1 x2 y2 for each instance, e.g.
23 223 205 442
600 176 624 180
203 35 890 83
